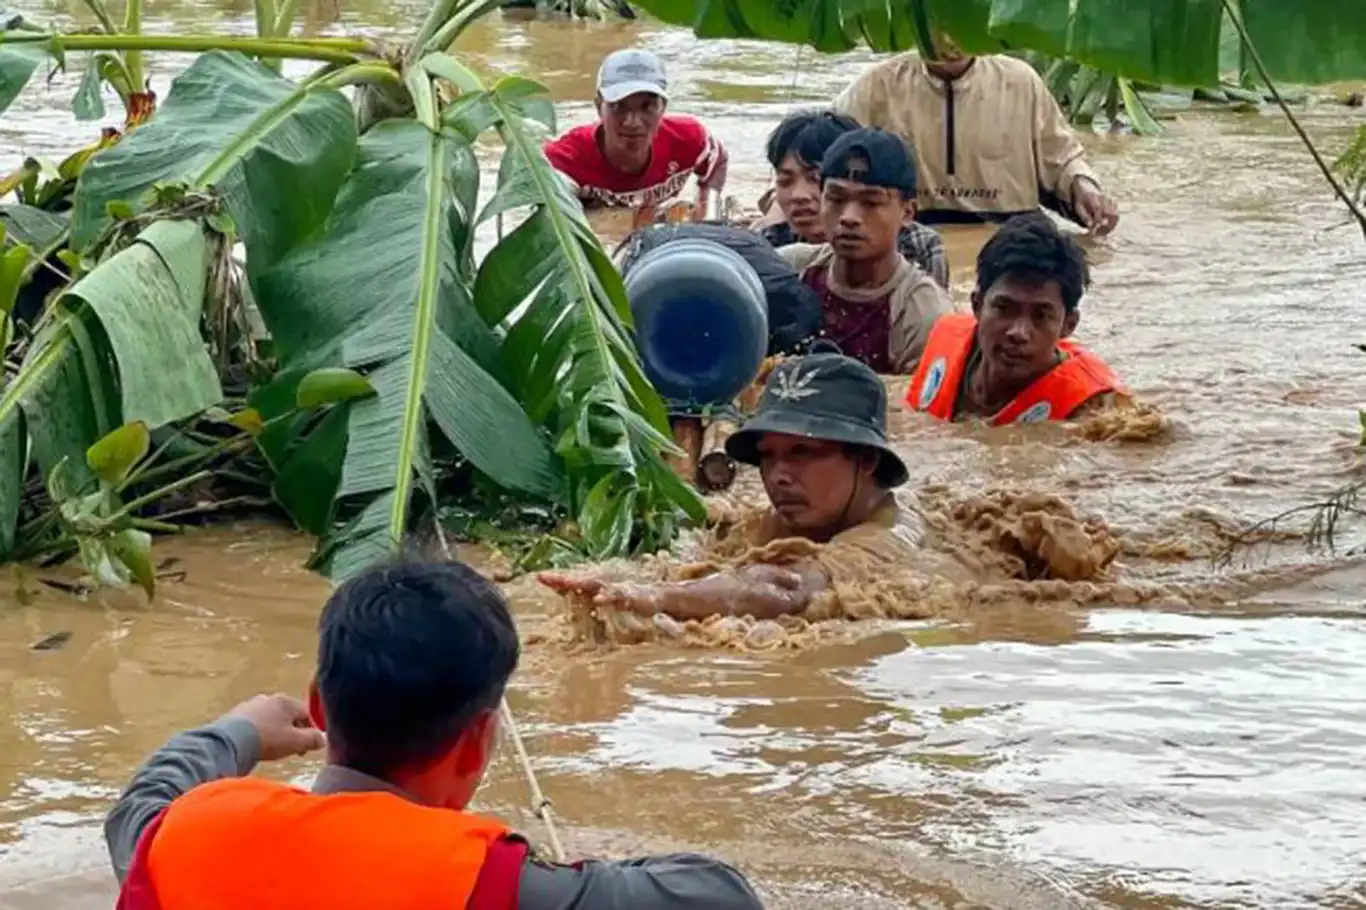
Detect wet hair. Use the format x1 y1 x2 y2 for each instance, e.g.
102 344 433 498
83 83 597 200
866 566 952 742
765 110 861 169
317 556 519 778
975 213 1090 312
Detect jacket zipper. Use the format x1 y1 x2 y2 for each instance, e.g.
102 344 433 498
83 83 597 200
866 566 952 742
945 80 956 176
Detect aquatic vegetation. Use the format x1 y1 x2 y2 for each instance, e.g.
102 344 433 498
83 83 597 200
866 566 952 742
0 0 704 592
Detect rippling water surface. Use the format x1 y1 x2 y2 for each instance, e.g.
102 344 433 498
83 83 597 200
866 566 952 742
3 2 1366 907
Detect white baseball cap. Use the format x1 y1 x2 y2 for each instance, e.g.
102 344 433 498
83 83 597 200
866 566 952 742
597 49 669 104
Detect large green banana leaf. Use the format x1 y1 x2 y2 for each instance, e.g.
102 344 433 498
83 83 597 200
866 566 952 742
460 66 705 555
0 410 20 559
633 0 1366 86
253 117 561 582
0 32 45 118
69 51 356 276
1 220 219 492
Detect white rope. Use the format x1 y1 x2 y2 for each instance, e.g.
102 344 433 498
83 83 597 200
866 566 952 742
431 520 568 862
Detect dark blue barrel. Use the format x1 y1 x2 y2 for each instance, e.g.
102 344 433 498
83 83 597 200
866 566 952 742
624 238 768 406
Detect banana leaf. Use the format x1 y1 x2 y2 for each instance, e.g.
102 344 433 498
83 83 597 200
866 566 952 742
631 0 1366 86
0 205 67 249
70 51 356 277
1 219 219 495
254 117 561 581
465 69 705 554
0 39 44 118
0 410 23 559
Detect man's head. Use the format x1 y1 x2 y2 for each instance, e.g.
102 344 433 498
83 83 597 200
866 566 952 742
595 49 669 164
818 128 917 262
308 558 519 811
971 214 1090 387
765 110 860 241
726 354 907 536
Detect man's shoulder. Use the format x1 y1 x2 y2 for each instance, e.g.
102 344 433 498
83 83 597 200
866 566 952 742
776 241 827 273
979 54 1047 90
542 123 600 171
657 114 713 145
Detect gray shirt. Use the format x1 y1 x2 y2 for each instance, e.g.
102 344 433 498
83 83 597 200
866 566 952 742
105 718 764 910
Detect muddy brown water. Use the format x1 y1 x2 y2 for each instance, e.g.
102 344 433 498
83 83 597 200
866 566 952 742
4 2 1366 907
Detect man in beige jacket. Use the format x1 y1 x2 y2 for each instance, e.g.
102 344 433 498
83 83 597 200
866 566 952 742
778 128 954 375
834 37 1119 234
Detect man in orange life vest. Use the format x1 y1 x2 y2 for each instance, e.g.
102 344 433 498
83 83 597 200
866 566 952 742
106 559 764 910
905 214 1124 423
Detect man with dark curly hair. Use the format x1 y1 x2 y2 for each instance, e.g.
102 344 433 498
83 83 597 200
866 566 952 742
903 214 1126 423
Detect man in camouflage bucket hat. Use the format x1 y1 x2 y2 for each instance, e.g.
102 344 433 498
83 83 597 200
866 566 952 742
539 353 915 622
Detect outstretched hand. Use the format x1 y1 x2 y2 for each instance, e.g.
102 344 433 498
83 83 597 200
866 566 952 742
537 572 662 616
226 694 326 762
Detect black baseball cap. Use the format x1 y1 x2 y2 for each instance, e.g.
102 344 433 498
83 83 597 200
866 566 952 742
819 127 917 196
725 353 908 488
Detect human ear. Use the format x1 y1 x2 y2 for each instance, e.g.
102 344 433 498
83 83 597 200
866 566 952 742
1061 309 1079 339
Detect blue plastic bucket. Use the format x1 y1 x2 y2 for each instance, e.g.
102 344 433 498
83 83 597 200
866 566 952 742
624 238 769 405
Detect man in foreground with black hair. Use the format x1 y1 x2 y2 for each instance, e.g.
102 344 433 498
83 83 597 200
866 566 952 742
756 110 950 289
105 559 764 910
778 127 955 374
540 353 923 622
904 214 1125 423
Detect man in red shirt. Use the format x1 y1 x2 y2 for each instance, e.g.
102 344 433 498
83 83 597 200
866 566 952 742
544 48 728 219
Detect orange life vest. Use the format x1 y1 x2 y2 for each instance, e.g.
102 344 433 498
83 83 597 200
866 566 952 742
904 313 1121 424
131 777 513 910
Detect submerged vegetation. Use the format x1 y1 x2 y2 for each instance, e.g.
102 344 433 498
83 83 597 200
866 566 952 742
0 0 706 593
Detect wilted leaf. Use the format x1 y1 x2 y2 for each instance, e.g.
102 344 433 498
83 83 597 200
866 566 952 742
86 420 149 486
296 367 375 409
72 58 106 121
109 528 155 599
228 407 265 434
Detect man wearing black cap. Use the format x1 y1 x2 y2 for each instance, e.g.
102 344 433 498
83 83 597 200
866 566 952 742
778 127 954 376
539 354 919 621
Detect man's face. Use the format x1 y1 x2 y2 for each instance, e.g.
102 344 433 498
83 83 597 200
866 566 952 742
598 91 665 161
972 275 1079 386
773 152 824 241
757 433 870 533
820 174 911 262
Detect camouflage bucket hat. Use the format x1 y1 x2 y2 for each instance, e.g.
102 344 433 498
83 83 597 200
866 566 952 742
724 353 909 488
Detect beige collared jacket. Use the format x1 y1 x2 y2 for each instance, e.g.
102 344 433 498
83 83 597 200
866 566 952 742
834 54 1099 221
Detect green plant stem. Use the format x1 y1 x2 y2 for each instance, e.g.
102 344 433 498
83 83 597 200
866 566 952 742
117 408 301 493
1220 0 1366 238
312 61 403 89
423 0 505 53
273 0 300 37
0 34 370 65
131 517 181 533
122 0 144 90
115 469 211 519
79 0 119 35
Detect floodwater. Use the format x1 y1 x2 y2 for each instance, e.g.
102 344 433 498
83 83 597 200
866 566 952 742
4 1 1366 907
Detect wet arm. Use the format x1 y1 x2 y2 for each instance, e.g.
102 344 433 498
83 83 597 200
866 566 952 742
646 562 828 621
104 718 260 883
519 853 764 910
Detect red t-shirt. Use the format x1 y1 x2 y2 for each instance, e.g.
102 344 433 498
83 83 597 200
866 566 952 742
543 115 726 208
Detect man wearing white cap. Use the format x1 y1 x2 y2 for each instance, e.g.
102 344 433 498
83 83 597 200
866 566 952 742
544 48 728 219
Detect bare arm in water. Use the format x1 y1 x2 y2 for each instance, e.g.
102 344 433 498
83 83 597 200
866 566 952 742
540 562 829 622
